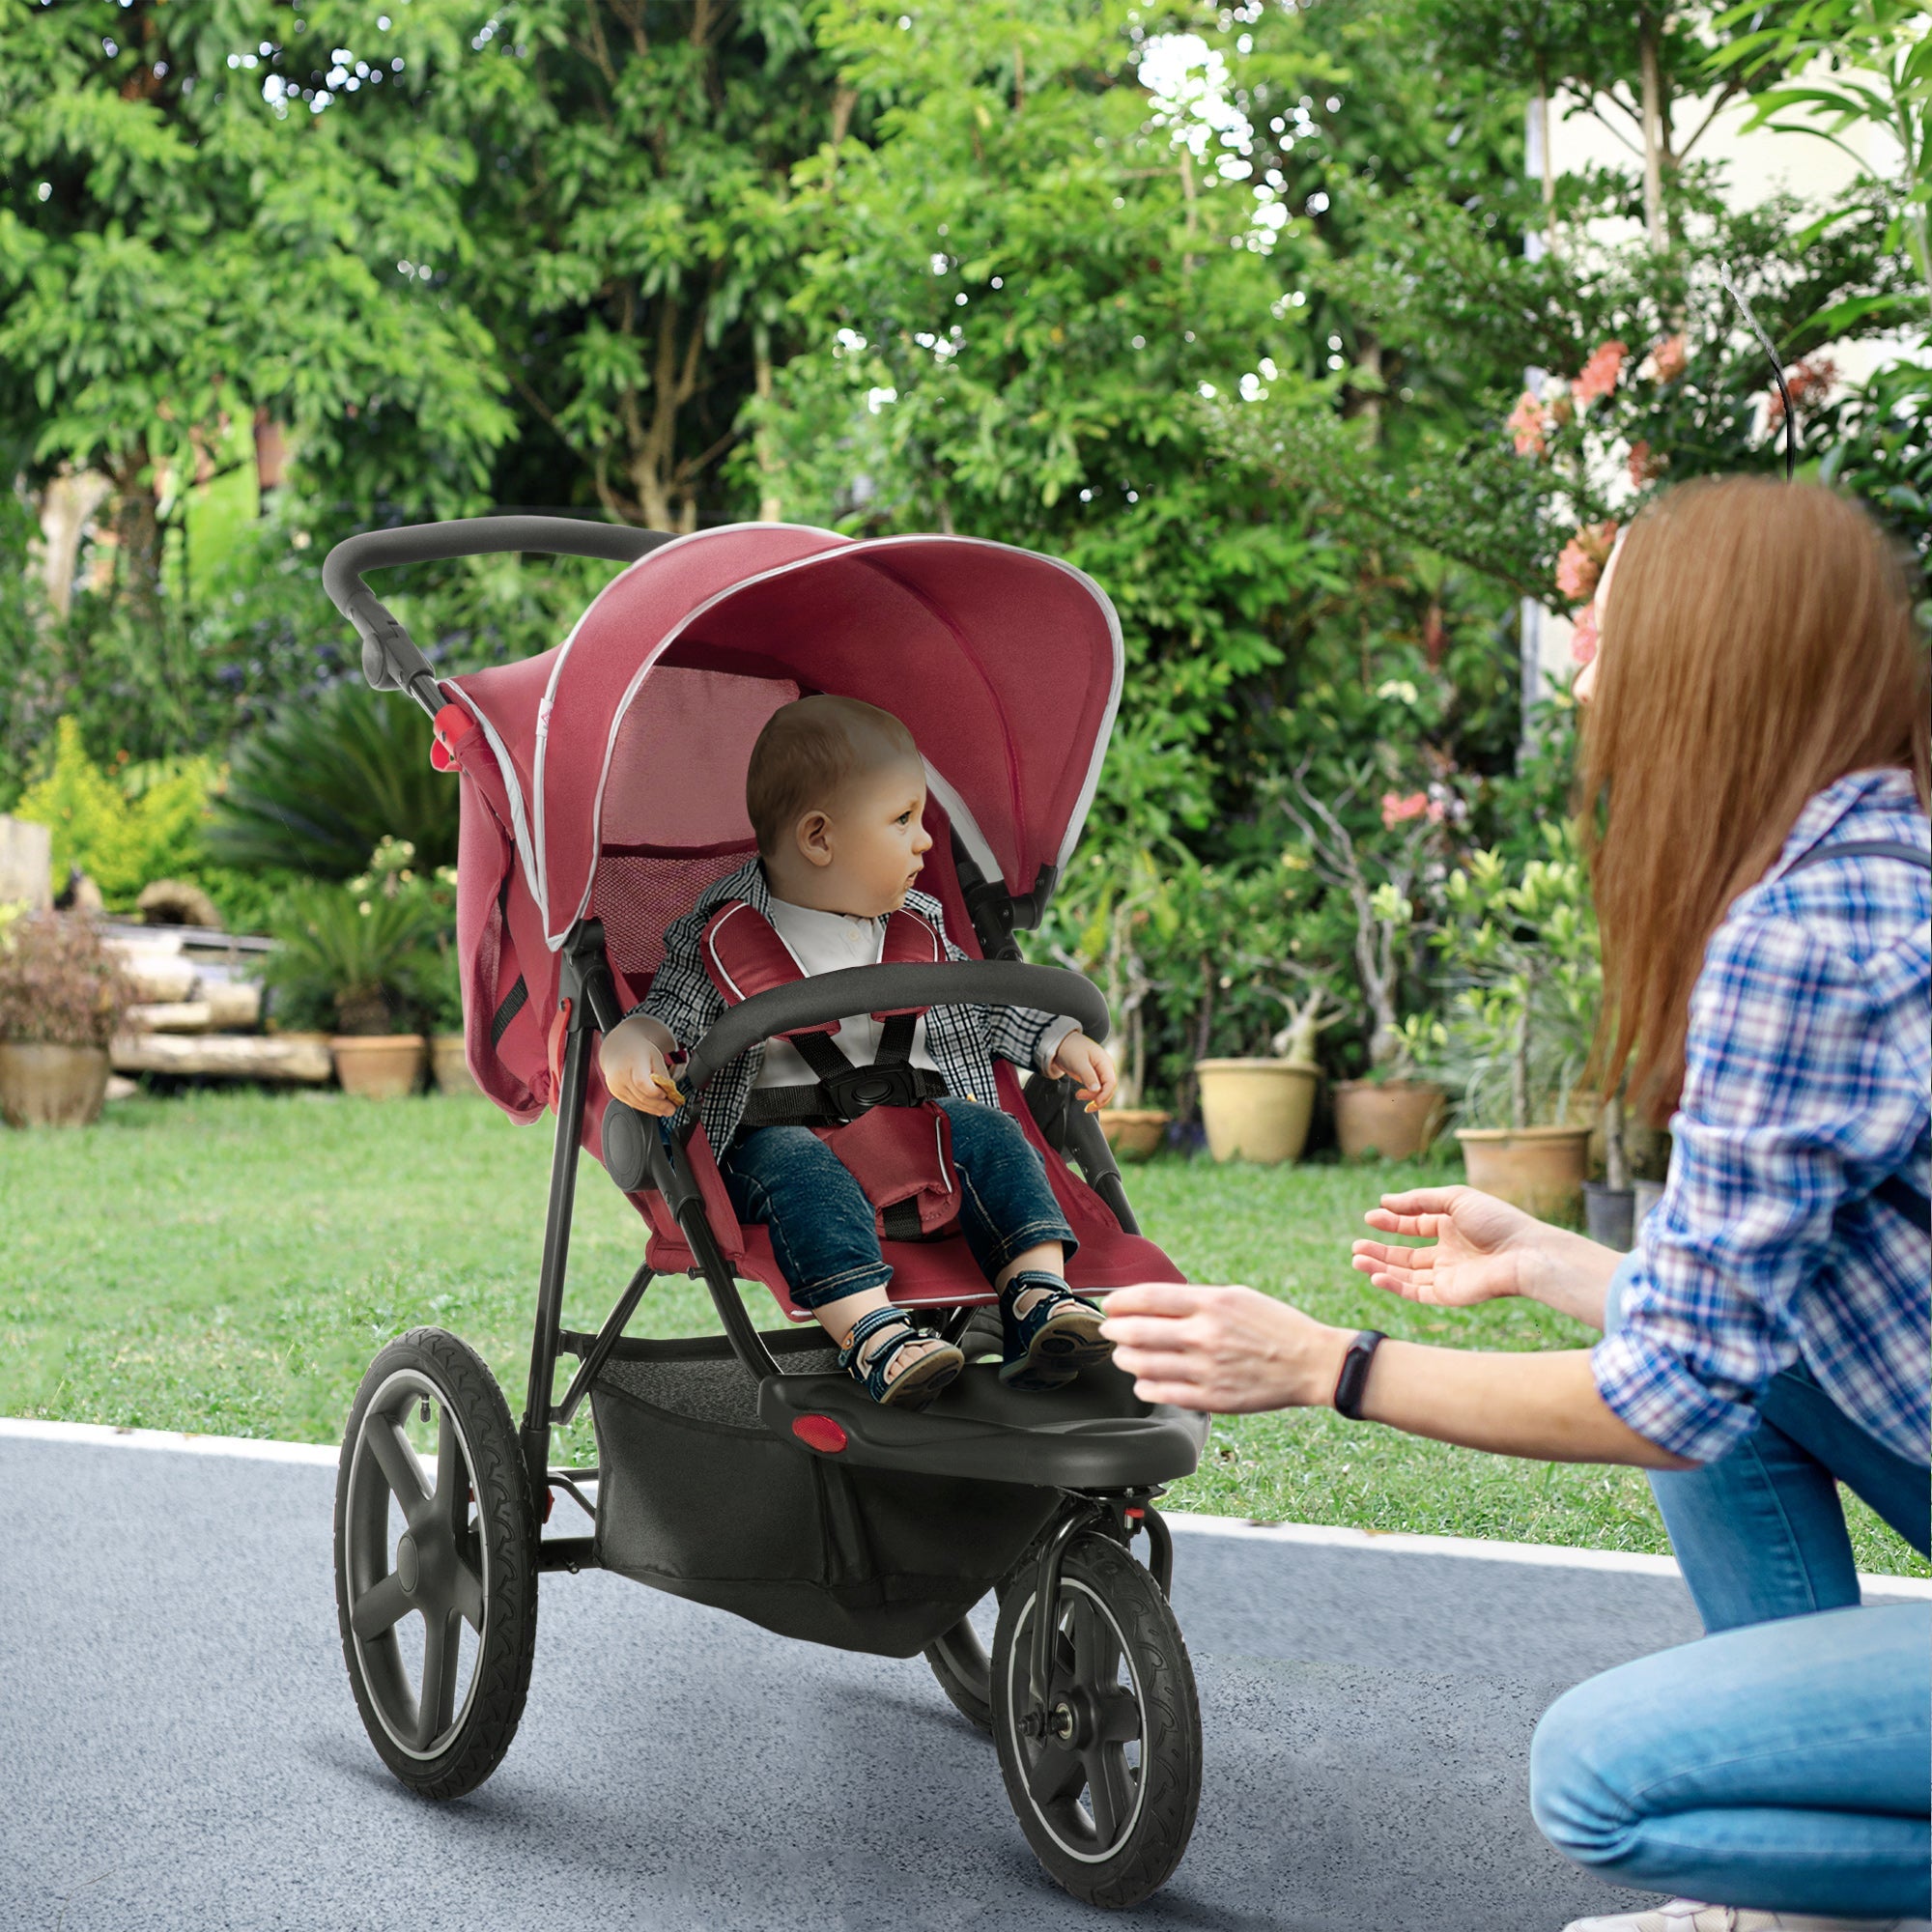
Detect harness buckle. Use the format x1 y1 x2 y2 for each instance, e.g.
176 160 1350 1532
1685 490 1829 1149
815 1060 930 1123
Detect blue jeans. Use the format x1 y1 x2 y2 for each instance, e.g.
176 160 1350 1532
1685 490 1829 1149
1529 1257 1932 1913
1607 1254 1930 1633
721 1097 1076 1312
1530 1603 1931 1915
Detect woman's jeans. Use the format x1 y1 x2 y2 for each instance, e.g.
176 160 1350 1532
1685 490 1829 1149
1529 1256 1932 1914
721 1097 1076 1312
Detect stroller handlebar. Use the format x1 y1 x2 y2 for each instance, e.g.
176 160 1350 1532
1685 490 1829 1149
677 960 1110 1099
321 517 674 713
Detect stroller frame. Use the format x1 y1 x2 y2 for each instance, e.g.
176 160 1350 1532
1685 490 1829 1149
324 517 1206 1908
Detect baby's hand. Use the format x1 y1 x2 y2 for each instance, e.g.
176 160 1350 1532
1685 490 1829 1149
1051 1032 1118 1112
601 1013 685 1117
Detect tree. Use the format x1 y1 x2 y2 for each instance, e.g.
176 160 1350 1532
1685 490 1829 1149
0 0 515 613
428 0 846 528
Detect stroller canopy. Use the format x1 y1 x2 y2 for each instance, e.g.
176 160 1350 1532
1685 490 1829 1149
444 524 1124 952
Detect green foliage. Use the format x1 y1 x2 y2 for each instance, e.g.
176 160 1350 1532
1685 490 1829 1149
12 718 212 907
1429 829 1602 1130
264 838 451 1035
209 682 459 879
0 909 131 1048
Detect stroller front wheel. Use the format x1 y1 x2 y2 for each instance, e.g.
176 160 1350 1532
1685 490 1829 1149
991 1530 1202 1909
332 1327 538 1799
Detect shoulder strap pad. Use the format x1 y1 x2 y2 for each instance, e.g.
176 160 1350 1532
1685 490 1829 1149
872 908 943 1018
700 901 838 1037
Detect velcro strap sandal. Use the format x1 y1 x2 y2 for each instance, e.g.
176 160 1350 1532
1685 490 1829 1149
838 1306 965 1410
998 1272 1111 1391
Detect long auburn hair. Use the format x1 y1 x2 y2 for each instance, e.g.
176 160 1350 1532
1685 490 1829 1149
1580 476 1930 1125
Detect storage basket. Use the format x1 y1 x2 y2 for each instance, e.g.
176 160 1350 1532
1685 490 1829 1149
589 1329 1064 1657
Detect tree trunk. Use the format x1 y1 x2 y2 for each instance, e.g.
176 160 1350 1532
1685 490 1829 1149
110 446 163 624
753 324 781 524
1637 13 1667 250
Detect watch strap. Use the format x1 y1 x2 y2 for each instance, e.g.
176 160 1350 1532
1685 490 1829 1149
1333 1329 1385 1421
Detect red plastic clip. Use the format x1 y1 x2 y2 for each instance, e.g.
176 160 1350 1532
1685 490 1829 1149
1124 1506 1146 1521
430 702 479 774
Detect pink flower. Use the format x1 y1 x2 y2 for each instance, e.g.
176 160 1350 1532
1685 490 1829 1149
1381 790 1430 830
1555 519 1619 606
1570 604 1599 666
1627 438 1663 487
1572 340 1628 407
1644 333 1689 384
1507 390 1547 457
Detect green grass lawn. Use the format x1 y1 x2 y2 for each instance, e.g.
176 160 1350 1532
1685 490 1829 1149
3 1089 1921 1578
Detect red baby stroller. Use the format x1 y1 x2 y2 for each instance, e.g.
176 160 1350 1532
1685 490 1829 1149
323 517 1208 1907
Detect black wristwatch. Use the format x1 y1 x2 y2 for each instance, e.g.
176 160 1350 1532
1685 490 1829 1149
1332 1329 1385 1421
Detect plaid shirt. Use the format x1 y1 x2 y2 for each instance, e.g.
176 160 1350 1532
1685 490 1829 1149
630 858 1068 1153
1594 770 1931 1467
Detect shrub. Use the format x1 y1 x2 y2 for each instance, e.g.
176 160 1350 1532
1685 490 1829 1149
11 721 216 911
0 910 132 1047
209 683 458 880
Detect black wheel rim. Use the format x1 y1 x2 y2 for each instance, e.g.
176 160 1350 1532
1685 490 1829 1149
344 1369 489 1760
1005 1579 1148 1862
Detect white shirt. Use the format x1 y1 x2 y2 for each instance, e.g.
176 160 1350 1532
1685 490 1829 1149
755 895 1075 1094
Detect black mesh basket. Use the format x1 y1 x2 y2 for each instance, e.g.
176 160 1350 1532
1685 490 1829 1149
589 1329 1064 1657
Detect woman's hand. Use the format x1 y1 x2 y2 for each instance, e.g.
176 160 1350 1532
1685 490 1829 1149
1050 1031 1119 1111
1098 1283 1351 1412
1350 1185 1543 1307
600 1013 685 1117
1350 1185 1624 1330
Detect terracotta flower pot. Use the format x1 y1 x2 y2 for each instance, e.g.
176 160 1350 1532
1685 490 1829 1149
1456 1125 1592 1223
1332 1079 1446 1162
430 1033 481 1097
1098 1107 1170 1162
0 1042 110 1127
1196 1059 1319 1165
330 1034 427 1099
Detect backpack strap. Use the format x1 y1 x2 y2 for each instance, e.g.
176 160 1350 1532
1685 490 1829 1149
1780 839 1931 1235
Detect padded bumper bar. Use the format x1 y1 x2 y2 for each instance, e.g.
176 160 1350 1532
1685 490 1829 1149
322 516 674 713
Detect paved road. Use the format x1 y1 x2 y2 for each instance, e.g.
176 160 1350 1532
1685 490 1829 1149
0 1429 1873 1932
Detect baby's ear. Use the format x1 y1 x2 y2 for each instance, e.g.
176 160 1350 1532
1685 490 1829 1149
794 807 835 867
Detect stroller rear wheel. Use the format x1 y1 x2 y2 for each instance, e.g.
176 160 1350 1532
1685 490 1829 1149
991 1531 1201 1909
333 1327 537 1799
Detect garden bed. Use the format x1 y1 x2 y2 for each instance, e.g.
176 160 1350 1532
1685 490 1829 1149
2 1088 1920 1578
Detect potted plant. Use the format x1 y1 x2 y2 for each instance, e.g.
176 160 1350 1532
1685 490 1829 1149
1434 835 1601 1222
1273 754 1451 1162
1196 985 1335 1165
0 906 131 1126
1333 1012 1449 1162
265 841 444 1098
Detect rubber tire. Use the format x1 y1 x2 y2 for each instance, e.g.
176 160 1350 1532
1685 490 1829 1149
924 1607 997 1732
333 1326 538 1799
991 1532 1202 1909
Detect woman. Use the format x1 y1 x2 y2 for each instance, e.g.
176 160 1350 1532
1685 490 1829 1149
1101 477 1930 1931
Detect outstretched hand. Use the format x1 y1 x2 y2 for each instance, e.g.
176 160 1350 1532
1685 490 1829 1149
600 1013 685 1118
1350 1184 1541 1308
1050 1031 1119 1112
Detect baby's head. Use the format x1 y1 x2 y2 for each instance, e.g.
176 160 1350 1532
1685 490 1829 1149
746 696 931 916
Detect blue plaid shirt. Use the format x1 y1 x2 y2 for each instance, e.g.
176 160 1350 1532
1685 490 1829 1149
630 857 1069 1153
1594 770 1931 1467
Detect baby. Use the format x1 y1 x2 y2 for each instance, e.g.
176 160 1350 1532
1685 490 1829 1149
601 695 1119 1409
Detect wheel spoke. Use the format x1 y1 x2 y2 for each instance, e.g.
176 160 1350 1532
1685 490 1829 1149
350 1573 413 1640
451 1550 485 1633
1070 1595 1120 1685
1094 1686 1143 1746
1025 1738 1087 1809
432 1408 465 1533
416 1609 461 1749
366 1416 432 1525
1083 1742 1136 1847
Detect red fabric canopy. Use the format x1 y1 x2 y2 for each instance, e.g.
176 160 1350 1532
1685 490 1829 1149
442 524 1122 952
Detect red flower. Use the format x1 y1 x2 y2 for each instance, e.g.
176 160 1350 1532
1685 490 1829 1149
1556 520 1619 606
1628 438 1663 487
1570 604 1599 667
1573 340 1628 407
1644 333 1689 384
1507 390 1547 457
1380 790 1430 829
1766 355 1839 429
